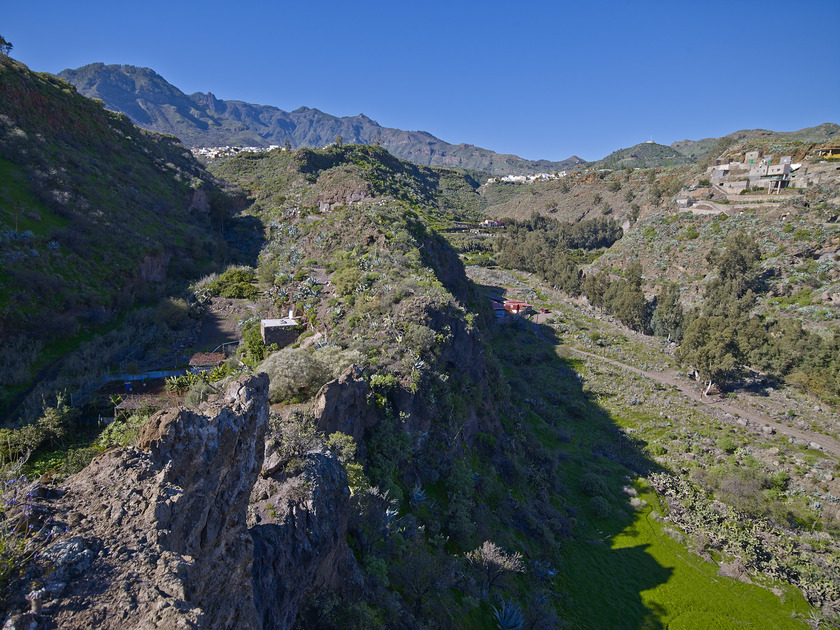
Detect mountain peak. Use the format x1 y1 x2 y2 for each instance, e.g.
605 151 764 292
57 63 583 175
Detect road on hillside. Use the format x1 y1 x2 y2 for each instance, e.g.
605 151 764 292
565 345 840 459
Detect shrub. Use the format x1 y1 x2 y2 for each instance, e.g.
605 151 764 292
268 411 321 475
579 472 609 498
404 323 437 358
589 496 611 518
333 266 363 296
465 541 525 596
326 432 367 492
206 266 259 299
184 380 218 408
648 443 667 456
63 447 100 475
96 411 151 449
0 401 80 461
242 322 268 363
259 345 363 403
153 297 192 330
716 436 738 454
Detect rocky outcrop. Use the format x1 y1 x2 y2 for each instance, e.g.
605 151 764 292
1 374 269 629
137 252 171 283
1 373 355 630
248 446 358 629
188 188 211 214
311 365 378 445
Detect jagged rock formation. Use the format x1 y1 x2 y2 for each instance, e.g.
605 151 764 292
249 445 358 629
1 374 355 630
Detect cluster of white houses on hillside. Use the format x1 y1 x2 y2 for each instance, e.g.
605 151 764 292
485 171 568 185
192 145 282 159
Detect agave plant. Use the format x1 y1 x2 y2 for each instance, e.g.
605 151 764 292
492 600 524 630
410 484 427 506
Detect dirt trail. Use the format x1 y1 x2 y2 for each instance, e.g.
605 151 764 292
567 346 840 458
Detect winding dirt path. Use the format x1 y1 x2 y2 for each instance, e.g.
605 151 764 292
566 346 840 458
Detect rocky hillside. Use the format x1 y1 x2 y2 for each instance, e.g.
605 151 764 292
56 64 584 176
3 53 839 627
475 165 688 227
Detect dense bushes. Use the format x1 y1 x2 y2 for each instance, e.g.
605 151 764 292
0 399 79 462
583 263 650 333
204 266 259 299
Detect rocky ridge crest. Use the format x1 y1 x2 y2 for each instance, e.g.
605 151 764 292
2 374 354 629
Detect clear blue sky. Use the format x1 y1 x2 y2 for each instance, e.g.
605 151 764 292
3 0 838 161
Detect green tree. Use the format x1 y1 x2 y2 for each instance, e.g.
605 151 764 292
0 35 12 57
650 282 684 342
677 315 742 395
583 270 611 311
704 230 762 315
544 251 581 296
610 282 648 331
335 135 343 147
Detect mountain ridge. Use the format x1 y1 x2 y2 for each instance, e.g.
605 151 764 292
57 63 584 176
591 141 693 170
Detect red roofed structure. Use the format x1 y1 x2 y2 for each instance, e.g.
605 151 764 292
504 300 532 315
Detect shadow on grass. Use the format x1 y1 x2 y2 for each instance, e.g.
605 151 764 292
491 314 673 628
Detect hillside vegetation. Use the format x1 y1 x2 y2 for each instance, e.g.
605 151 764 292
592 142 693 170
0 57 235 419
192 145 837 626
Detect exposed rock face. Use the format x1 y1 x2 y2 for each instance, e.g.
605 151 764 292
3 375 269 629
249 447 357 629
2 373 360 630
312 364 378 445
138 252 171 283
187 188 210 213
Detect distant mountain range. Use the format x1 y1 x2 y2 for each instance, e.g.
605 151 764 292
57 63 584 176
54 64 839 175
